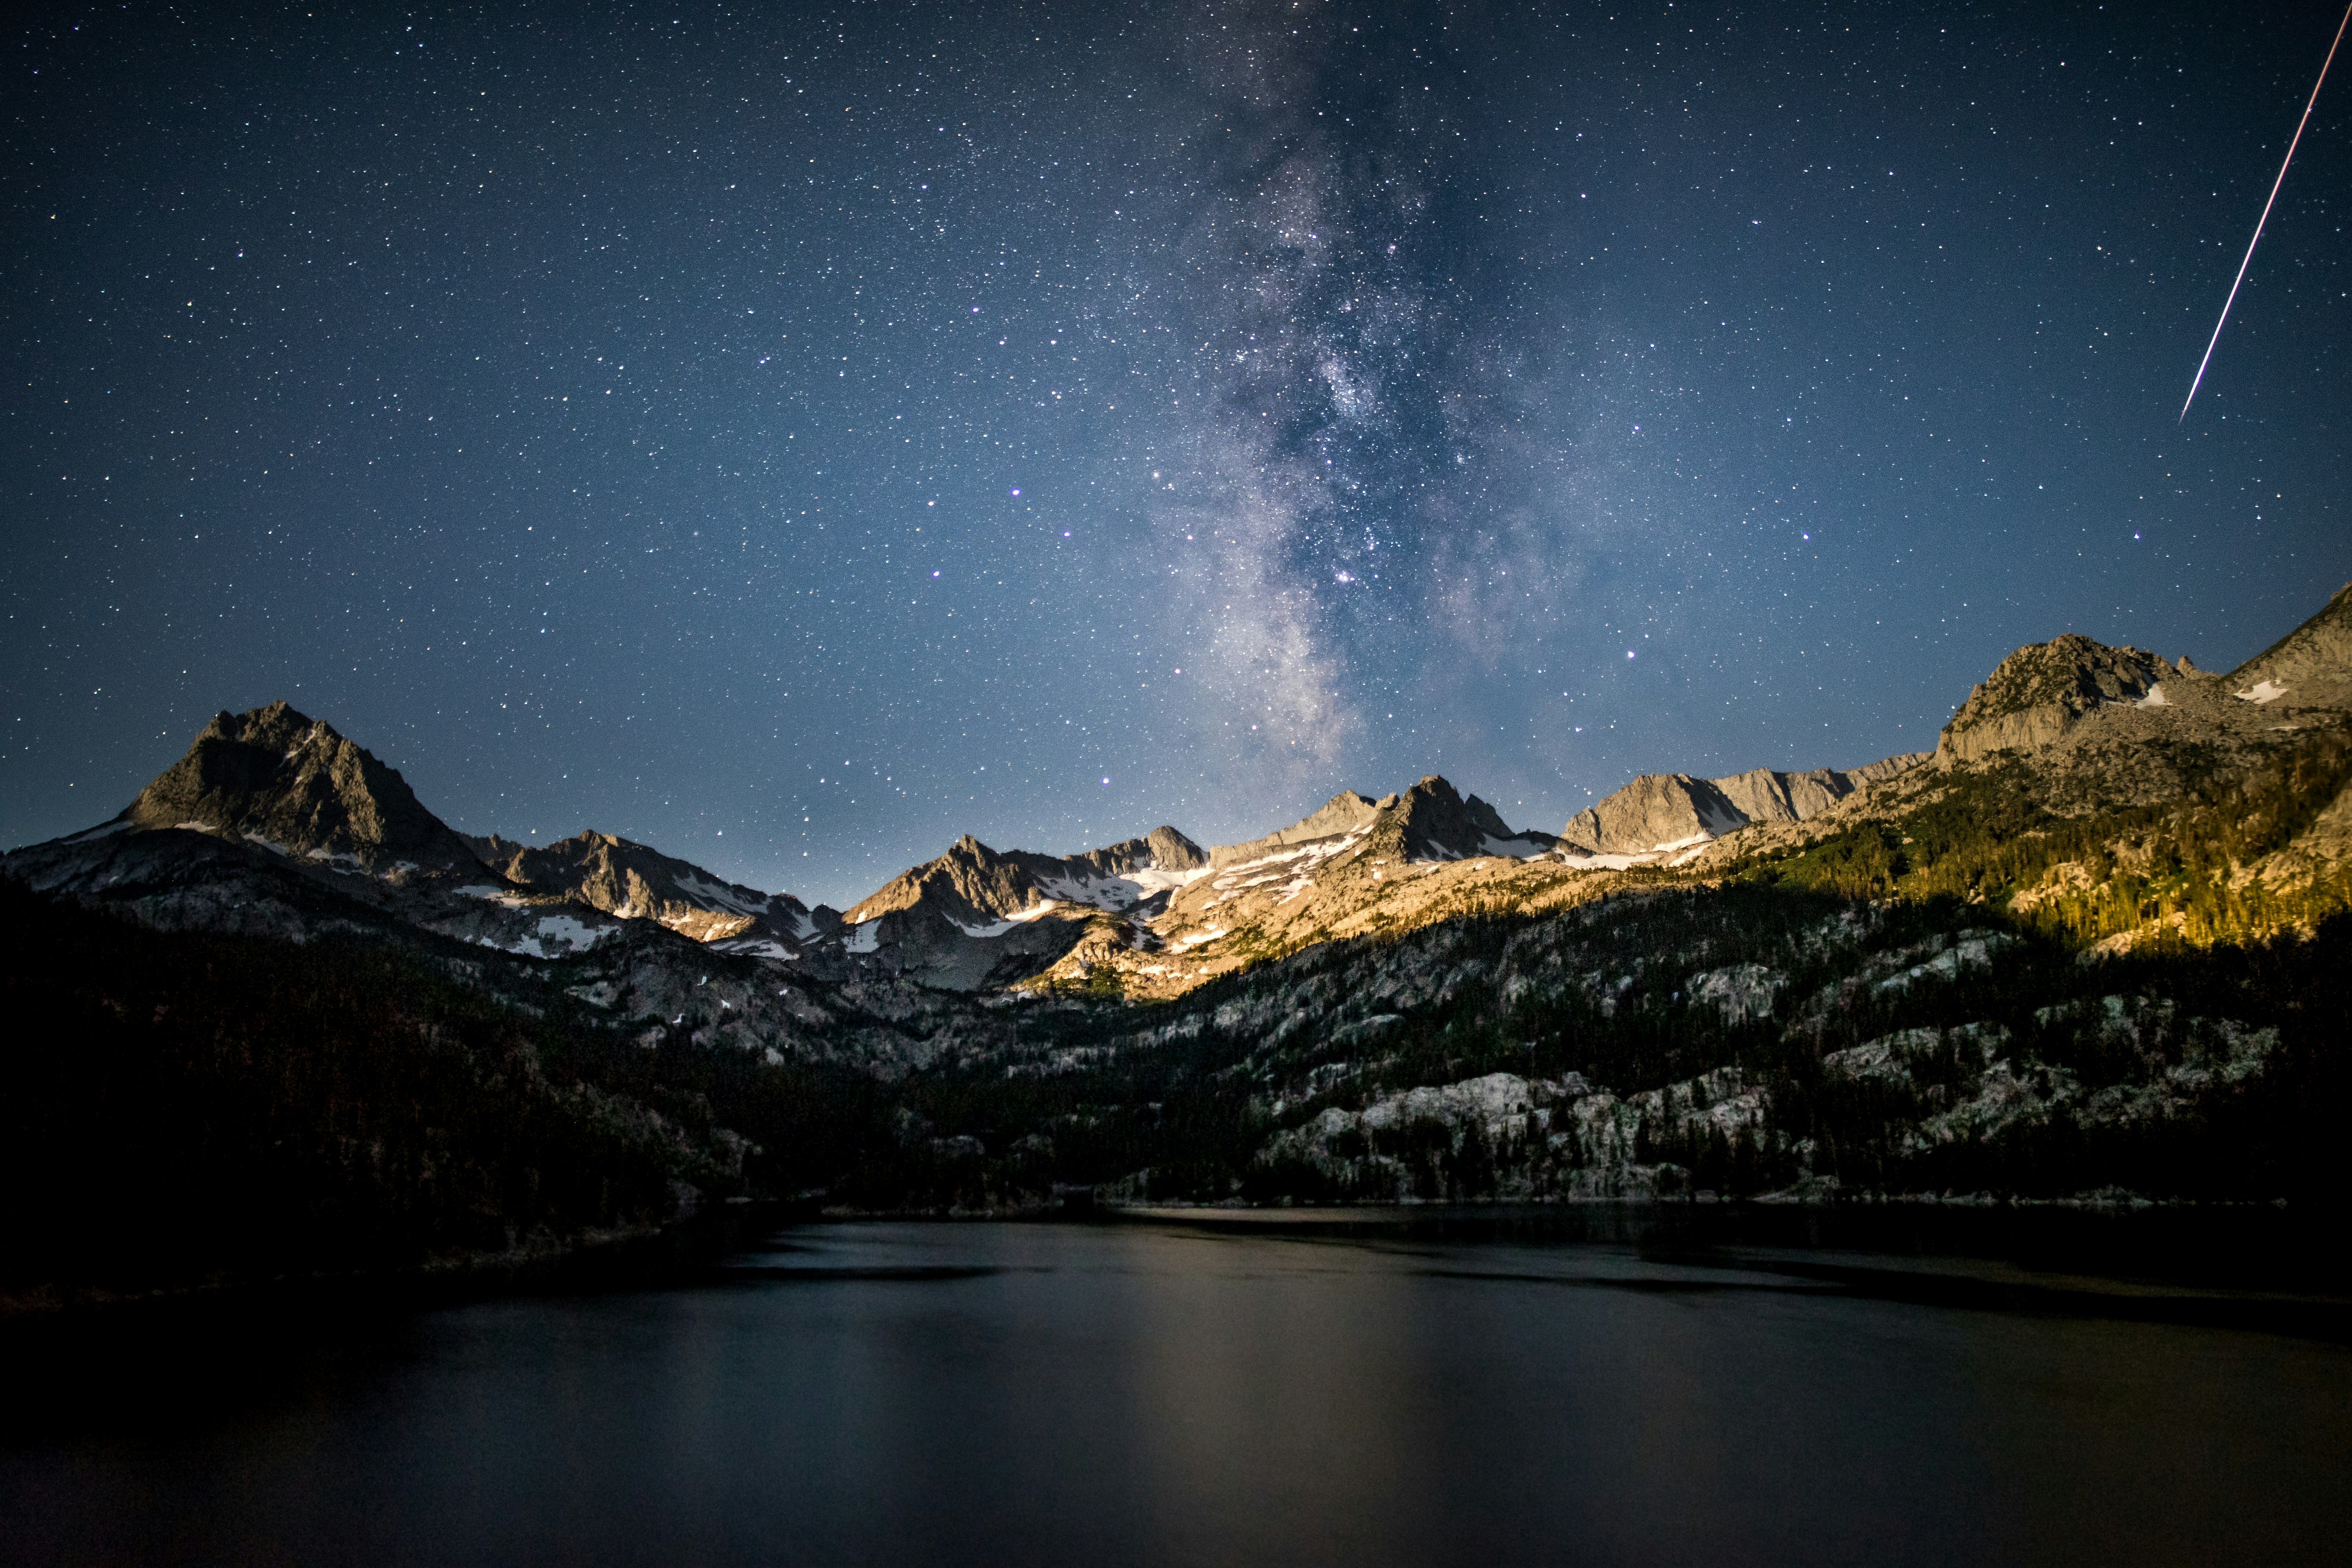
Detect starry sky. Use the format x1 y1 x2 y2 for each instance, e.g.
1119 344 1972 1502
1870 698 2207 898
7 0 2350 908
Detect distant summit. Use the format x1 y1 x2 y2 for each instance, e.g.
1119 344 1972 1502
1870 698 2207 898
119 700 483 878
469 829 832 956
1936 633 2170 762
1559 760 1929 863
818 824 1213 989
845 826 1210 931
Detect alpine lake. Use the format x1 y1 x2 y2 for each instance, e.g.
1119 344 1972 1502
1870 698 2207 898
4 1204 2347 1566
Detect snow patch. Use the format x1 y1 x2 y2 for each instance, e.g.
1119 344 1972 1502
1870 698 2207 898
456 884 533 909
844 919 884 955
674 868 774 917
1208 831 1367 900
953 900 1065 938
1477 833 1556 860
711 938 796 960
1032 861 1210 914
2134 684 2171 708
530 913 614 952
1559 849 1658 872
1176 928 1228 950
2235 680 2289 704
64 819 135 844
470 913 617 959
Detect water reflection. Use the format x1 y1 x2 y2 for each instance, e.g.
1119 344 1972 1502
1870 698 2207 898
4 1216 2348 1566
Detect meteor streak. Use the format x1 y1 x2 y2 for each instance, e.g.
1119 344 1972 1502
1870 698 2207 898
2180 0 2352 422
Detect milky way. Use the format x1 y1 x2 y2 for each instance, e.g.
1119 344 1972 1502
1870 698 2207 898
7 1 2350 905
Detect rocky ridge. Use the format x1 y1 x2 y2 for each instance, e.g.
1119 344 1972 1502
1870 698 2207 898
470 829 834 956
11 584 2352 1021
2227 579 2352 710
1557 757 1933 864
7 583 2352 1227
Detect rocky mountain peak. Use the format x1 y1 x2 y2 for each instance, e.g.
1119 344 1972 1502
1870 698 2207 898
120 701 482 875
1561 773 1746 858
1068 826 1210 879
468 828 817 947
1938 634 2169 762
1371 775 1555 862
1561 752 1929 860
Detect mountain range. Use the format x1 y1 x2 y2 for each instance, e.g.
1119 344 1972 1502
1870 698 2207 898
12 583 2352 999
6 580 2351 1293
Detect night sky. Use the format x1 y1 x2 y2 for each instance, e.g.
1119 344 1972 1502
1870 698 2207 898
8 1 2350 907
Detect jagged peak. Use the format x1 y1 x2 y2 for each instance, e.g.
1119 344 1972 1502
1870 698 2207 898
469 824 811 942
847 820 1209 928
1939 634 2167 761
1561 773 1746 857
1374 774 1551 862
1559 752 1921 859
120 700 478 874
1952 634 2164 725
1145 824 1209 869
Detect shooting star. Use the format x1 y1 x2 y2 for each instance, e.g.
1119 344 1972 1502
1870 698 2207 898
2181 0 2352 421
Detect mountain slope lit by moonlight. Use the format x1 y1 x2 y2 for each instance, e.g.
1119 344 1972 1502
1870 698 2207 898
9 7 2352 1561
7 2 2348 909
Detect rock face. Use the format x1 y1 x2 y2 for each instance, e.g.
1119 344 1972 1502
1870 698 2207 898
1064 824 1212 882
1359 776 1559 863
1560 774 1746 857
847 826 1209 929
826 825 1214 990
1560 753 1934 859
468 830 830 952
1193 776 1553 881
1209 792 1386 869
1848 751 1937 785
1712 768 1852 828
2228 580 2352 709
1937 634 2169 762
119 701 485 877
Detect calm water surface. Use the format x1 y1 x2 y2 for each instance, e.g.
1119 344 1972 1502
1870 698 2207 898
5 1212 2349 1566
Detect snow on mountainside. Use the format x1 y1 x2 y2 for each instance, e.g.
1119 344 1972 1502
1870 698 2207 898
468 830 835 957
2227 580 2352 711
816 826 1214 991
10 581 2351 1013
1031 776 1566 995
